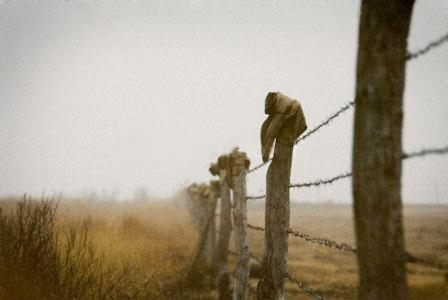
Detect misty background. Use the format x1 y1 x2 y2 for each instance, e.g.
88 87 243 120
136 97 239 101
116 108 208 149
1 0 447 203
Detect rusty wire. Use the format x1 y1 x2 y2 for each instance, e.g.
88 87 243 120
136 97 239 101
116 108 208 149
286 273 325 300
406 31 448 60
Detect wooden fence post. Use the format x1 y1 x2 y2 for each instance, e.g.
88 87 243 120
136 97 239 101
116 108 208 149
209 179 221 287
206 183 218 269
186 183 201 231
353 2 414 300
197 184 212 262
257 92 307 300
228 148 251 300
214 155 233 300
185 183 218 287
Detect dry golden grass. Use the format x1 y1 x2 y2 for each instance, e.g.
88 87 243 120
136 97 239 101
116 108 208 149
1 197 446 299
245 202 448 299
57 199 197 276
0 197 211 299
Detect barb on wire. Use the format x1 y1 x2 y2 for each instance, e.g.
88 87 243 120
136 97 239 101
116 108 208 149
247 172 352 200
286 273 325 300
290 172 352 189
406 31 448 60
287 227 357 254
248 223 356 254
402 145 448 160
295 101 355 144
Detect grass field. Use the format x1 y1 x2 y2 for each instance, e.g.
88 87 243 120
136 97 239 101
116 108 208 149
0 197 446 299
245 202 448 299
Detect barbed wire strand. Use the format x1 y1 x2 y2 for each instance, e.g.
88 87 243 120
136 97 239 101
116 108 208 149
402 145 448 159
287 227 357 254
248 101 354 174
295 101 355 145
247 223 356 254
286 273 325 300
247 145 448 200
406 31 448 60
290 172 352 189
247 32 448 175
247 224 448 272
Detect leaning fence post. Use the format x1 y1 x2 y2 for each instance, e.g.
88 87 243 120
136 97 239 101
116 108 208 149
257 92 307 300
228 148 251 300
352 2 414 299
210 155 233 300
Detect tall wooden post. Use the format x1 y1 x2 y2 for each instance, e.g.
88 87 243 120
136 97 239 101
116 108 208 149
228 148 251 300
257 92 307 300
353 2 414 300
211 157 233 300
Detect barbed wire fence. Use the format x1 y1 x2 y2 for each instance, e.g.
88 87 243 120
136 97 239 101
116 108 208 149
185 31 448 299
242 31 448 299
248 30 448 175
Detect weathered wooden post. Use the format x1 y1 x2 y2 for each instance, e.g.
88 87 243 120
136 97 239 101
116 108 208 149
228 148 251 300
257 92 307 300
352 2 414 300
211 156 233 300
209 179 221 287
185 183 218 287
186 183 201 230
197 183 212 262
204 183 218 267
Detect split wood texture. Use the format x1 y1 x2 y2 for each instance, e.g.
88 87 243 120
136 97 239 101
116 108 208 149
257 92 307 300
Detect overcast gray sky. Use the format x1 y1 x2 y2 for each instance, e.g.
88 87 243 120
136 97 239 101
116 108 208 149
1 0 447 203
